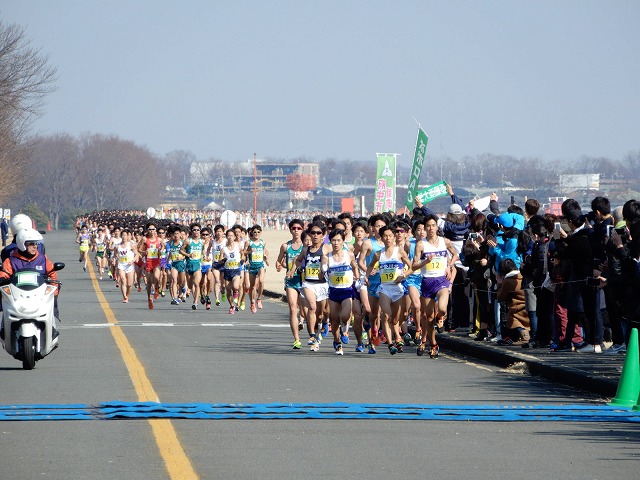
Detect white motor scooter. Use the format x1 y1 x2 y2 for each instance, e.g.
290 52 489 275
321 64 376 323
0 263 65 370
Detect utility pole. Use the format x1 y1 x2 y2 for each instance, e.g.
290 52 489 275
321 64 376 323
253 153 257 222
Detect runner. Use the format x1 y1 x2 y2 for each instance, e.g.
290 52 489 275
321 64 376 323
116 228 139 303
76 225 91 272
211 224 227 306
200 226 214 310
276 219 305 349
138 222 165 310
357 214 387 353
92 226 109 280
220 228 244 314
245 225 269 314
167 226 186 305
413 214 459 358
292 221 331 352
108 226 123 287
365 225 412 354
157 226 169 298
323 229 359 355
180 223 204 310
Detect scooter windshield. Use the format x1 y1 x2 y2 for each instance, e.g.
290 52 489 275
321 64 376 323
11 269 46 291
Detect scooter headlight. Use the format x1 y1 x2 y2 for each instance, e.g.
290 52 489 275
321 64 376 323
1 286 11 296
44 285 57 296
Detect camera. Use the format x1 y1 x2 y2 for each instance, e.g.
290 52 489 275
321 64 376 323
468 232 478 239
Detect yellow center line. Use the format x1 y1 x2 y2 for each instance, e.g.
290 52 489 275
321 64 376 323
88 262 199 480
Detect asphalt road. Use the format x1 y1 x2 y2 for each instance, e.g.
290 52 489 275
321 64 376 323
1 231 639 479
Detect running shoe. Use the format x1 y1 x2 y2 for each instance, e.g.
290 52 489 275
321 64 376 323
414 332 422 346
108 271 113 279
215 300 221 306
367 343 376 354
115 282 120 288
257 299 263 309
403 332 412 345
192 304 197 310
355 343 365 353
234 305 239 312
83 266 87 272
310 339 320 352
240 301 246 311
154 291 159 300
160 290 165 298
388 344 398 355
148 299 154 310
333 342 343 355
99 276 103 281
340 328 349 344
250 302 257 314
307 337 316 345
320 323 329 338
395 341 404 353
229 307 235 315
417 343 425 356
221 293 227 302
137 284 142 293
171 299 179 305
201 295 206 305
206 298 211 310
293 340 302 350
363 316 371 332
298 320 304 331
430 344 440 359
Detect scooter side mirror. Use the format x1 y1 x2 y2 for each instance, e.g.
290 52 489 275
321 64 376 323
52 262 65 272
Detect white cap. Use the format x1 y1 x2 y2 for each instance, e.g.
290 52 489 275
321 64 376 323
10 214 31 233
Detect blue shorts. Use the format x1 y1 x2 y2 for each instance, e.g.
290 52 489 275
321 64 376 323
367 279 381 299
186 260 201 275
420 276 451 300
248 265 265 276
285 275 302 291
171 260 185 273
224 268 241 282
328 286 353 303
406 273 421 290
201 265 211 274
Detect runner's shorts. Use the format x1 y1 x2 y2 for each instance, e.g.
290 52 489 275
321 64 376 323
420 276 451 300
377 282 405 303
302 281 329 302
328 286 354 303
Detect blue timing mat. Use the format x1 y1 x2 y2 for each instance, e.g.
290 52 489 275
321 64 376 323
1 402 640 422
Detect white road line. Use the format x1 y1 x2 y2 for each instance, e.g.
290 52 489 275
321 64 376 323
142 323 175 327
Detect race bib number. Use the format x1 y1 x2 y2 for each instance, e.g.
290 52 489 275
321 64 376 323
425 258 445 271
97 244 106 252
214 250 222 261
227 260 240 269
330 272 350 286
251 251 264 263
380 267 398 283
147 246 159 259
305 266 320 280
191 251 202 261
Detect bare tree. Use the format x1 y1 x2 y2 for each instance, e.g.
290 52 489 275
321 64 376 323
0 20 57 204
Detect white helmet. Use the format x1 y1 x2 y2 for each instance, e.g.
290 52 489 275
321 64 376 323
16 228 43 252
10 214 32 234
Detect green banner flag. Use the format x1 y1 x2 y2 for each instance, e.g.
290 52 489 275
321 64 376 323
414 180 448 204
405 127 429 209
374 153 397 213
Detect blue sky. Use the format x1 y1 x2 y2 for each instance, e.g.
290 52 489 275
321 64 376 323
2 0 639 165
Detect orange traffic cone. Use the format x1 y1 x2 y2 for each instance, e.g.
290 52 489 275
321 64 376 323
47 221 52 231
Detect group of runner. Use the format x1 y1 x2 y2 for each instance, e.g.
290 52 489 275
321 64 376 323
76 217 269 314
275 211 458 359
